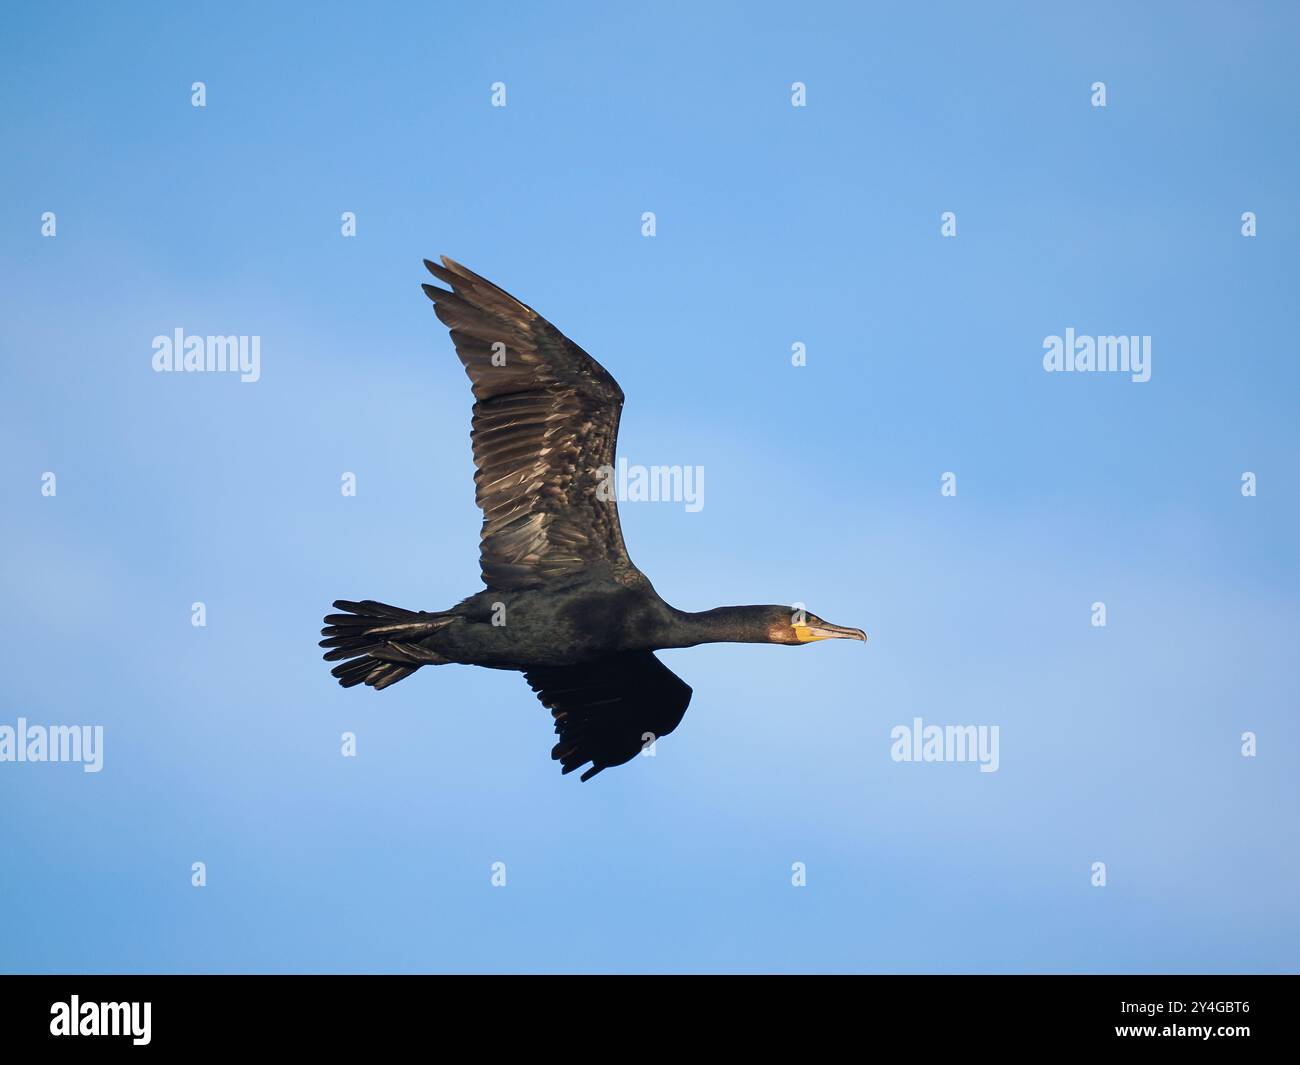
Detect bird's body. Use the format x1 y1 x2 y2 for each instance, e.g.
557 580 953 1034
322 257 865 780
401 566 671 670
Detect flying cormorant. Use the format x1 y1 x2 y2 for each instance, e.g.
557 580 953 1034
321 257 866 780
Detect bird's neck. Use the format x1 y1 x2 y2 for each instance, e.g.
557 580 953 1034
663 606 780 647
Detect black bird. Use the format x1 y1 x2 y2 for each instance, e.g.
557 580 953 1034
321 257 866 780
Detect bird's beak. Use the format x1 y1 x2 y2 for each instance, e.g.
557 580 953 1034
795 621 868 643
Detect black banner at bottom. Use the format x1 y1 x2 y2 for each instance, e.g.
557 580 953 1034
0 974 1288 1051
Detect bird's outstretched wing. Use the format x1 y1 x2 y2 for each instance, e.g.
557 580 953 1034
523 652 692 781
422 256 631 591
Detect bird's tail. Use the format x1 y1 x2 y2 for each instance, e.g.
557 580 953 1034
320 599 457 690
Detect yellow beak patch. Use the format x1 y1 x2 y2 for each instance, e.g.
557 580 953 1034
792 624 828 643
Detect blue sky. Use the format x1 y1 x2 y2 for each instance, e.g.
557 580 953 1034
1 1 1296 973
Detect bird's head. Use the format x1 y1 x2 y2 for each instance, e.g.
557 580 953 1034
767 607 867 646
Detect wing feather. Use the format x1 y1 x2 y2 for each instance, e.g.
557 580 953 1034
422 257 631 590
524 652 692 781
